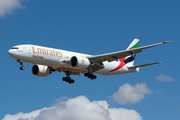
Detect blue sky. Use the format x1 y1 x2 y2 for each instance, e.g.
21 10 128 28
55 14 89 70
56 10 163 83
0 0 179 120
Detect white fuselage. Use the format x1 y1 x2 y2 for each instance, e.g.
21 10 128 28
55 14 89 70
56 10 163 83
8 44 139 76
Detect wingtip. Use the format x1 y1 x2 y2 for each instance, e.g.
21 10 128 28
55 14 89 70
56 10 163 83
154 62 162 65
162 41 172 44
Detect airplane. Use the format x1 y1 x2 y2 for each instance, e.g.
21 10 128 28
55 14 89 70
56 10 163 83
8 39 171 84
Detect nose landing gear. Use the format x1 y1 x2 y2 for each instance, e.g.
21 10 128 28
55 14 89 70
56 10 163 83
17 60 25 70
20 66 25 70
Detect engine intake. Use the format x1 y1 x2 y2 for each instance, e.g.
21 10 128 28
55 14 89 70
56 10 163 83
32 65 51 77
70 56 91 68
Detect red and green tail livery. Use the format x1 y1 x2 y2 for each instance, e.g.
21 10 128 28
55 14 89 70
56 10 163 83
109 39 139 72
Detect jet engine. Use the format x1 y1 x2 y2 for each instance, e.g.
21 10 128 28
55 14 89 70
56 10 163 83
70 56 91 68
32 65 51 77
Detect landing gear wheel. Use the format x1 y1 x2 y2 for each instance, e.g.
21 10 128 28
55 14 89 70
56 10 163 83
62 77 75 84
70 79 75 83
62 77 66 81
84 73 97 80
84 73 88 77
20 66 25 70
90 74 94 80
93 75 97 79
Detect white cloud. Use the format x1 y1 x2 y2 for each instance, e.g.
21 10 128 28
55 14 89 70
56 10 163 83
156 74 174 82
2 108 49 120
109 108 142 120
3 95 142 120
0 0 24 17
112 83 152 104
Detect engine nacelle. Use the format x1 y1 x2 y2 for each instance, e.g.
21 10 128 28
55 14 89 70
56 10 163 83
32 65 51 77
70 56 91 68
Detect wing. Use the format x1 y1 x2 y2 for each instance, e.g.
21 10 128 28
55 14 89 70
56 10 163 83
88 41 171 63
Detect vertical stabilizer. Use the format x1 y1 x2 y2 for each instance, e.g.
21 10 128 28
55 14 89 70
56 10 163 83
126 38 139 50
124 39 139 66
109 39 140 72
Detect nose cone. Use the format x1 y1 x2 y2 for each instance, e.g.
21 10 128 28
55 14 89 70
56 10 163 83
8 49 13 56
8 49 18 59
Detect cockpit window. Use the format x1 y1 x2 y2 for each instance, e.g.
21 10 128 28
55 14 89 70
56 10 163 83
11 47 19 49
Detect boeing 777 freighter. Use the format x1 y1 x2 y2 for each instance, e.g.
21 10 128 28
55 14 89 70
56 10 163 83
8 39 171 84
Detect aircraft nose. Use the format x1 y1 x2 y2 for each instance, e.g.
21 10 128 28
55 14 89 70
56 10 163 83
8 49 18 59
8 49 12 55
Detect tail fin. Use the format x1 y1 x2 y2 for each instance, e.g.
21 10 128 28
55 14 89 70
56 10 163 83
126 38 139 50
109 39 139 72
124 39 139 66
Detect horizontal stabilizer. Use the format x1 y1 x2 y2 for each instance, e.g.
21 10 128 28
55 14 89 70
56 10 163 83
128 62 162 69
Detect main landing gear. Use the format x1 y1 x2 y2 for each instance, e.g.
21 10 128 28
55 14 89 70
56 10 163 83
62 72 75 84
62 72 97 84
85 67 97 80
84 73 97 80
17 60 25 70
62 77 75 84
